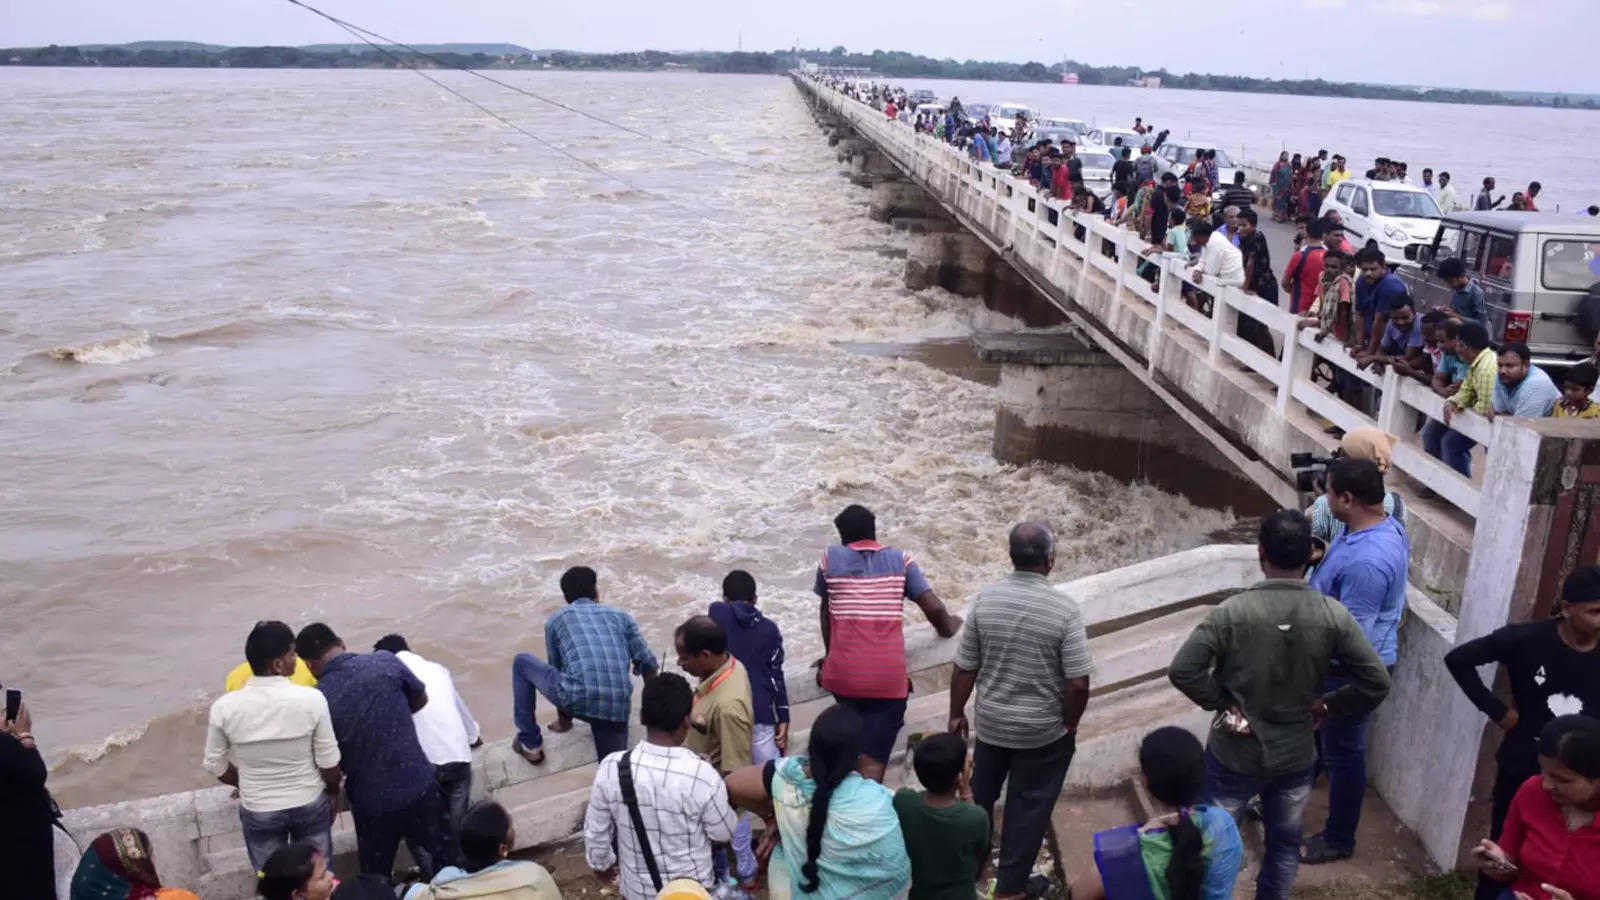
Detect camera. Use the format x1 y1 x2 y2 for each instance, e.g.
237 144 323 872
1291 451 1341 494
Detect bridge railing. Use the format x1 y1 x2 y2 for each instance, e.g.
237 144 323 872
810 79 1495 522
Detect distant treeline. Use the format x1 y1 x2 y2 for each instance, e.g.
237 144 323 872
4 43 1593 109
0 44 787 74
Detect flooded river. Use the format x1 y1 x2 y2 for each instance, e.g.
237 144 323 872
2 68 1244 807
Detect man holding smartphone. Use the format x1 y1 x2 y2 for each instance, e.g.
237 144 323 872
1 688 59 899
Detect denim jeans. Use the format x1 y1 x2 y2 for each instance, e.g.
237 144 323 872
727 723 783 881
1206 752 1314 900
970 733 1076 896
512 652 629 760
1316 705 1372 852
409 761 475 875
240 792 333 872
1421 419 1474 477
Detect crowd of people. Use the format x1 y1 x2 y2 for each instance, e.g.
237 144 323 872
4 492 1598 900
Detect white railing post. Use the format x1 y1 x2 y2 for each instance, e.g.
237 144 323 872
1207 288 1228 367
1074 213 1092 303
1376 367 1403 435
1149 254 1168 375
1278 326 1310 414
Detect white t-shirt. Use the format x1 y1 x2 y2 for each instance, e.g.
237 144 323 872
393 650 480 766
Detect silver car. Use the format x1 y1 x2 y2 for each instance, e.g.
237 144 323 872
1406 211 1600 367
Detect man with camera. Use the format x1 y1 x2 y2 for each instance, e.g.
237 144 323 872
1301 459 1409 866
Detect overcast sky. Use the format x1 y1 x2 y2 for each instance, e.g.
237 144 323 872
3 0 1596 93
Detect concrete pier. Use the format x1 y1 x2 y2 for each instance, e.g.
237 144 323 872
977 330 1270 509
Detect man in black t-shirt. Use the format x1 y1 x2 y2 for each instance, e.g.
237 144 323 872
1111 147 1135 195
1444 565 1600 900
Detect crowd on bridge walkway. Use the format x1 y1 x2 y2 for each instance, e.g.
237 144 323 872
838 77 1600 483
6 488 1600 900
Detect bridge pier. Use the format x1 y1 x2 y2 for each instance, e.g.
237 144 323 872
975 332 1272 509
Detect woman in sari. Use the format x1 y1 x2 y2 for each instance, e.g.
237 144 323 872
725 704 911 900
1299 158 1323 219
70 828 199 900
1270 152 1293 221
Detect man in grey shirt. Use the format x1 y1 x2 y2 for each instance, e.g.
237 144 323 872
949 522 1093 900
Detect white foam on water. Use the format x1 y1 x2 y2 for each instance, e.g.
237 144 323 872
47 331 155 365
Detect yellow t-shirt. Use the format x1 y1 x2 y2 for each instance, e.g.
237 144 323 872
224 659 317 692
1554 401 1600 419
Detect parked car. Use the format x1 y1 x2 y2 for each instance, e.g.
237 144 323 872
1075 149 1116 200
910 88 937 104
1033 116 1091 140
1152 141 1257 202
961 102 993 124
1404 212 1600 368
1321 178 1442 267
989 102 1036 135
1086 127 1145 152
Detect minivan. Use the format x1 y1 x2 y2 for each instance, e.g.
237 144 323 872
1405 211 1600 367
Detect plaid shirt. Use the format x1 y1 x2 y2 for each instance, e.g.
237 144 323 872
547 599 658 723
1448 347 1499 417
584 742 737 900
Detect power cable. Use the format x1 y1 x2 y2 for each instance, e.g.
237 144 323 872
280 0 714 219
282 0 800 176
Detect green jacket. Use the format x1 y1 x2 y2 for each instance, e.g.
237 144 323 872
1168 578 1392 777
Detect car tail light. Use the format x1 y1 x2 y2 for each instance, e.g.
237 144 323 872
1504 311 1531 344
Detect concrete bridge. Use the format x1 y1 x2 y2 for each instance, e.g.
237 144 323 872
793 72 1600 875
50 75 1600 899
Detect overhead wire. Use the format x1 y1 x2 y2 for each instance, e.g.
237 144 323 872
280 0 725 220
281 0 800 176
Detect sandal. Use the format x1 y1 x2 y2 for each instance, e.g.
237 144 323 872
1299 832 1353 865
512 739 546 765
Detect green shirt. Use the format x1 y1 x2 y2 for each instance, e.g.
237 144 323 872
892 789 990 900
1168 579 1391 777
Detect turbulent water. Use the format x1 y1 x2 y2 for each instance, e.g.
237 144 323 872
0 68 1242 808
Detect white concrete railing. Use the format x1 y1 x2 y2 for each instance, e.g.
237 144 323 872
806 77 1497 522
59 545 1261 899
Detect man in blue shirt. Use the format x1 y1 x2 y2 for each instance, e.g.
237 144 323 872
1353 247 1410 357
295 623 457 879
511 566 658 765
1436 257 1487 327
1302 460 1408 865
1493 343 1560 417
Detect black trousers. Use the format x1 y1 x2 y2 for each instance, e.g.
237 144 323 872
353 782 457 881
970 733 1076 895
1474 761 1537 900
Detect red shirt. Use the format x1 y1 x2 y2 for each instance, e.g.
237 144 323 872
1286 246 1326 314
1500 775 1600 900
814 540 930 699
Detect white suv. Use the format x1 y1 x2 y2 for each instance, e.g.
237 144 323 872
1319 178 1443 267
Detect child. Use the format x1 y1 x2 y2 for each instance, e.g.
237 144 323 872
1553 361 1600 419
893 733 990 900
708 570 790 889
1185 178 1212 219
1163 209 1190 258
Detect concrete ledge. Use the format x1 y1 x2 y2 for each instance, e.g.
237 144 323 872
970 329 1102 366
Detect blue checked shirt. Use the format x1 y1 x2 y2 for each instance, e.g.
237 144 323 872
548 598 658 723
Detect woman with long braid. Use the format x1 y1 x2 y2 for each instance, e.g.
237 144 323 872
726 704 911 899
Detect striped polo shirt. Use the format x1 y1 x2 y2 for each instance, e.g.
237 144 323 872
955 571 1094 749
813 539 932 699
